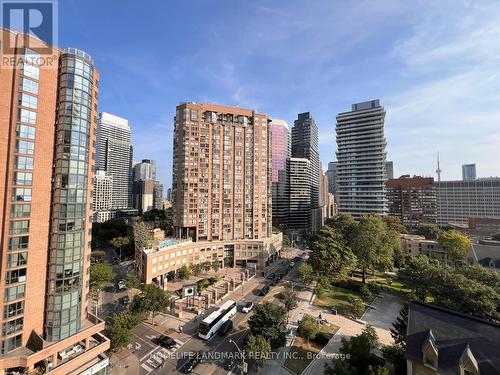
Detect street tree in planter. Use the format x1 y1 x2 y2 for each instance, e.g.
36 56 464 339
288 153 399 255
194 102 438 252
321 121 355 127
248 302 288 348
130 284 171 325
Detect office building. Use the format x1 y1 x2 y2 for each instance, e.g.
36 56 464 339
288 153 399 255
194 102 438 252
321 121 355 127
336 100 387 220
291 112 321 210
96 112 133 209
166 188 172 202
462 163 477 181
325 161 337 195
92 171 113 223
167 102 281 278
436 178 500 225
0 29 109 373
286 112 322 232
286 158 311 231
386 176 436 229
132 159 156 181
153 181 163 210
385 160 394 180
270 119 289 227
132 180 155 213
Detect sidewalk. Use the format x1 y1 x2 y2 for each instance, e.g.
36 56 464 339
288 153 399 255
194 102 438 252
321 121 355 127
109 348 139 375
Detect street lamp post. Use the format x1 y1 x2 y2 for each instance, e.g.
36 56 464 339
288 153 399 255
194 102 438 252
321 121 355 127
229 338 247 374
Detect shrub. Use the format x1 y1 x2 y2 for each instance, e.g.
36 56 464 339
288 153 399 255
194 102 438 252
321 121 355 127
347 295 365 319
368 283 382 295
359 285 374 302
313 331 332 346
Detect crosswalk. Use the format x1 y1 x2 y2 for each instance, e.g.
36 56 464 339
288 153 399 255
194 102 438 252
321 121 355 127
140 341 182 374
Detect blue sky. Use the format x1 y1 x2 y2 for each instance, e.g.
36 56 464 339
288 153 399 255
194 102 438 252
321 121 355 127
54 0 500 187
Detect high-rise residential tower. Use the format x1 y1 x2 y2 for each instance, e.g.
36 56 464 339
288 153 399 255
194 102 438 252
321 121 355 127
286 158 311 231
336 100 388 220
162 102 281 280
92 170 113 223
385 160 394 180
132 159 157 181
462 163 476 181
288 112 322 232
270 119 289 226
325 161 337 195
0 28 109 373
96 112 133 209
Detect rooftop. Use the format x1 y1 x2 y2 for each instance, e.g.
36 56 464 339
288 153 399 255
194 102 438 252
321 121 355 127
407 302 500 374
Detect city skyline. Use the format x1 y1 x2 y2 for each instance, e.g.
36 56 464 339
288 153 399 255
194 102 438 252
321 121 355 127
17 0 500 187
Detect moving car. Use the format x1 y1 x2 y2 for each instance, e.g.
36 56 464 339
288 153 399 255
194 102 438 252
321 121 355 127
242 301 254 313
117 279 126 290
157 335 177 349
180 352 204 374
218 319 233 336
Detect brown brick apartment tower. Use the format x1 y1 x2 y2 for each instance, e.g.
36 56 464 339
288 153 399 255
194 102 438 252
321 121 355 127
0 29 109 374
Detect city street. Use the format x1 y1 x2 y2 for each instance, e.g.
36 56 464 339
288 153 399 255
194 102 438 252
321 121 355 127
117 252 304 375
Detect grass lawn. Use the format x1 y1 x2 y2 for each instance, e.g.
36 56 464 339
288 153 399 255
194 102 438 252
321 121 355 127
373 277 412 294
284 323 340 375
313 286 363 315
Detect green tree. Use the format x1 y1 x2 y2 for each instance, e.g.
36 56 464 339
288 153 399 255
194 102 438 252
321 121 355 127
106 312 142 352
390 303 408 347
297 263 313 284
190 264 203 276
131 284 171 324
493 233 500 241
351 215 397 283
282 234 291 248
414 224 441 240
279 287 298 321
248 302 288 348
309 226 357 281
89 263 115 290
110 236 132 260
324 213 357 245
326 325 382 375
383 216 407 234
347 295 365 319
124 274 140 289
297 315 320 343
90 250 105 263
437 230 471 263
382 345 406 375
178 265 190 280
244 335 271 370
211 260 220 273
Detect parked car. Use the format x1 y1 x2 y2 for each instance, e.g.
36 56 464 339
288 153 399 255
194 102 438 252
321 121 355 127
270 278 278 286
242 302 254 313
119 296 130 306
117 279 126 290
266 273 275 280
218 320 233 336
180 352 204 374
157 335 176 349
289 262 295 268
259 285 270 296
224 359 235 370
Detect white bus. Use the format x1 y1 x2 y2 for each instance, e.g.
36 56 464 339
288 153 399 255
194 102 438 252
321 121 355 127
198 300 237 340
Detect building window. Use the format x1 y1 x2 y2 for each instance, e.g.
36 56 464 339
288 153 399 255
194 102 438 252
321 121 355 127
5 268 27 284
13 172 32 186
15 140 35 155
2 317 23 336
21 63 39 80
18 108 37 124
4 285 26 302
7 253 27 268
3 301 24 320
16 125 36 139
8 236 29 251
10 204 31 218
9 220 29 235
1 333 22 353
14 156 34 170
19 93 38 109
12 188 32 202
19 78 38 94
